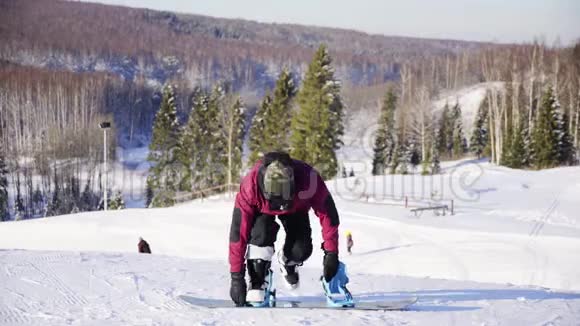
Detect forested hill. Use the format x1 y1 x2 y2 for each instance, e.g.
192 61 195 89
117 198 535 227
0 0 486 89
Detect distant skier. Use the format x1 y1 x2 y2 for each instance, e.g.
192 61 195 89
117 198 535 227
138 237 151 254
228 152 341 306
345 230 353 255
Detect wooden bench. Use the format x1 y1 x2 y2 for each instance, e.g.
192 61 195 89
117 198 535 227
410 205 449 217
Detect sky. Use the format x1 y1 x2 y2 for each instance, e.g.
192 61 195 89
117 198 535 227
82 0 580 44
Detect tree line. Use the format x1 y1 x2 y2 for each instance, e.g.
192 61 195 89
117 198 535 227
2 39 578 219
1 0 482 89
146 45 345 207
0 66 126 221
371 41 580 175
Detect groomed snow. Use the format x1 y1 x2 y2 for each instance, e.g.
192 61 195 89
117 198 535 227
1 161 580 325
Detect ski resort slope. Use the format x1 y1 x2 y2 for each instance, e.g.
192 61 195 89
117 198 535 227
1 162 580 325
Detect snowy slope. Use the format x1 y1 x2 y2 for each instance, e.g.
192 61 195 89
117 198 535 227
1 162 580 325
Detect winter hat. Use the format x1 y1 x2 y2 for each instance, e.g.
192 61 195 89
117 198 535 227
263 160 293 198
259 152 295 203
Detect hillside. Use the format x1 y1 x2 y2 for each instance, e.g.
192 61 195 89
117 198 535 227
0 162 579 324
0 0 486 89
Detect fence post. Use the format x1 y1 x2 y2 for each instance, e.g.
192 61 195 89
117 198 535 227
405 196 408 208
451 199 454 215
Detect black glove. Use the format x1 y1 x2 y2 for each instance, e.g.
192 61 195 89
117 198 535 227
230 272 247 306
322 251 339 282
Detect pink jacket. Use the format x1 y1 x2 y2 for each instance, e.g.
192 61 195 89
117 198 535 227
228 159 340 273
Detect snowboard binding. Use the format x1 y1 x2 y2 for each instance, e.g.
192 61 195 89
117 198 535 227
320 262 354 307
246 267 277 308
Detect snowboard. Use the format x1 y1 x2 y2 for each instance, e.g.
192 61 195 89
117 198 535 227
183 261 418 310
179 295 418 311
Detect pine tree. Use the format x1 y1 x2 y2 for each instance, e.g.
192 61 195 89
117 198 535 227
14 174 25 220
0 148 9 221
431 129 442 174
25 170 33 218
290 44 344 179
150 85 179 155
145 176 154 208
70 176 80 207
109 191 125 210
205 85 228 189
470 98 489 159
409 138 421 173
521 119 533 167
397 141 410 175
451 104 467 159
556 111 575 165
221 97 246 190
265 69 296 151
532 87 560 169
389 141 400 174
148 84 179 207
372 88 397 175
177 87 209 192
32 185 43 217
80 182 93 211
248 70 297 165
501 135 513 167
509 122 527 169
47 169 62 216
150 190 175 208
437 104 452 159
248 95 272 165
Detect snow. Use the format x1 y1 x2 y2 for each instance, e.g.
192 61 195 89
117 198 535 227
1 161 580 325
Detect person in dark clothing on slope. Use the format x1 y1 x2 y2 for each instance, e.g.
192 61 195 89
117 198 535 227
228 152 341 306
138 237 151 254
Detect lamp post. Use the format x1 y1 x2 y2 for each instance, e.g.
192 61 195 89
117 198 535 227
99 122 111 211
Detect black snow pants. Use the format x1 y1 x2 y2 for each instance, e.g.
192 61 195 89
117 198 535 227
247 211 313 263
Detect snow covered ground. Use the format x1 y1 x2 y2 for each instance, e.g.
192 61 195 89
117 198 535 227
1 161 580 325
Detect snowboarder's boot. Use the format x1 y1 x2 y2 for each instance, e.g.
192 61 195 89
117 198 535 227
277 251 300 289
246 259 272 303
